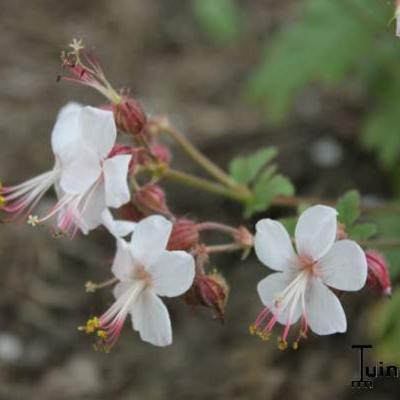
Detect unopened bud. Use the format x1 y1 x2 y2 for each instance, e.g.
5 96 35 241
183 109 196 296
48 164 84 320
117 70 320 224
133 184 169 215
185 272 229 322
366 250 392 297
112 96 147 135
167 218 200 251
118 203 144 222
150 144 172 165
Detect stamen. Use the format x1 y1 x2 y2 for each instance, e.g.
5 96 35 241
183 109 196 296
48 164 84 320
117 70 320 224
27 215 39 227
278 337 288 351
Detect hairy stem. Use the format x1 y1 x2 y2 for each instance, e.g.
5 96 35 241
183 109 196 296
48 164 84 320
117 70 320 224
160 120 249 193
163 168 251 202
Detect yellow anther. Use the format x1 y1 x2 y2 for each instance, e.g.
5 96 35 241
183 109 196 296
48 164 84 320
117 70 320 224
27 215 39 227
292 341 299 351
97 330 108 340
278 337 288 351
249 324 257 335
78 317 100 334
0 195 5 207
258 331 270 341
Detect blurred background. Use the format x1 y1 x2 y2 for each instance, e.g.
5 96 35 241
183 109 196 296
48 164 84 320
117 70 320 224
0 0 400 398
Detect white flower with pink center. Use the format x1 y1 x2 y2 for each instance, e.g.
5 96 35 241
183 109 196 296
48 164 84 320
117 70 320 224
87 215 195 349
250 205 367 349
1 103 132 237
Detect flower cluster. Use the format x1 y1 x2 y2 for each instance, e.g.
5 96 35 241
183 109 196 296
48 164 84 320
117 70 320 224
1 40 392 352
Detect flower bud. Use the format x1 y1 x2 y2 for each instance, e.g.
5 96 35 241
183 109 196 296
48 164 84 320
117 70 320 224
150 144 172 165
133 184 169 215
118 203 145 222
184 272 229 322
167 218 200 251
112 96 147 136
365 250 392 297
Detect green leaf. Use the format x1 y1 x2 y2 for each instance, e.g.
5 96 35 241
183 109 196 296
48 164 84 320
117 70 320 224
362 79 400 169
245 173 294 217
347 222 377 240
229 147 277 184
336 190 360 227
246 0 387 122
192 0 242 45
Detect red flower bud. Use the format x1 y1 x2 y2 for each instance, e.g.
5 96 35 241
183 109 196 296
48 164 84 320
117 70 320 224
167 218 200 251
112 96 147 136
133 184 169 215
150 144 172 165
118 203 144 222
184 272 229 322
366 250 392 297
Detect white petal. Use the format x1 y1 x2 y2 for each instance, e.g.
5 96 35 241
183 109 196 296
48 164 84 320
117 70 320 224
112 281 132 299
79 180 106 231
51 102 83 157
80 106 116 160
295 205 338 261
254 219 297 271
59 146 101 194
103 155 132 208
257 272 302 325
319 240 367 291
101 209 136 238
148 250 195 297
130 215 172 266
397 17 400 37
111 239 135 281
130 289 172 347
306 278 347 335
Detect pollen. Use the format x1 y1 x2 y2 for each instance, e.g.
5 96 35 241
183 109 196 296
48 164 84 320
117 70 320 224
78 317 100 334
27 215 39 227
278 337 288 351
249 324 257 335
97 330 108 340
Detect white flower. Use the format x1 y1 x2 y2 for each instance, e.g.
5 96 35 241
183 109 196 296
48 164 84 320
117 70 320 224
101 209 136 239
1 103 82 221
86 215 195 348
1 103 132 237
251 205 367 349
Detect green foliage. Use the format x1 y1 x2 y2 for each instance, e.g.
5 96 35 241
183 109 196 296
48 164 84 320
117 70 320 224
362 79 400 168
246 173 294 218
337 190 360 227
247 0 399 168
336 190 377 241
192 0 242 45
375 213 400 279
229 147 277 184
229 147 294 217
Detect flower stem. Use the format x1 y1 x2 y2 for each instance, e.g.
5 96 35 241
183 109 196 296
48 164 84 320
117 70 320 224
163 168 251 203
159 119 249 192
196 222 238 236
205 243 243 254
